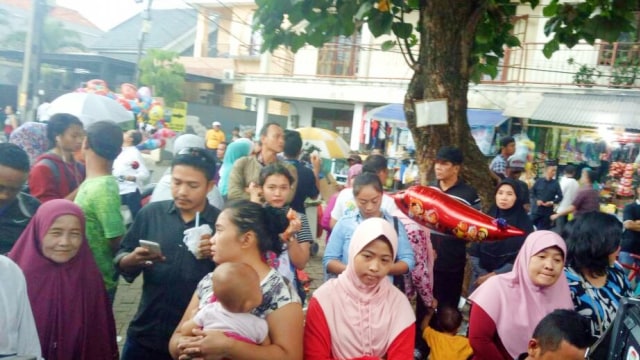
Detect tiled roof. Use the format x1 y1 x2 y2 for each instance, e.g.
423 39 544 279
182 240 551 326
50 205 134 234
90 8 199 51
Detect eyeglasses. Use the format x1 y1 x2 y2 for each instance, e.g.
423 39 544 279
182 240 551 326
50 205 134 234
176 147 214 163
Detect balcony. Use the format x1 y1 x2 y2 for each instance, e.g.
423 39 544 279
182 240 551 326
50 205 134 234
485 42 640 89
237 41 640 89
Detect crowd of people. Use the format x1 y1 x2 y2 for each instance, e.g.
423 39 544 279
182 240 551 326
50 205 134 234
1 120 639 360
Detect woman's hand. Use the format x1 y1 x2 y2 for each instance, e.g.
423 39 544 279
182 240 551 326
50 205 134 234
247 182 262 204
198 233 213 259
281 209 301 242
177 329 231 360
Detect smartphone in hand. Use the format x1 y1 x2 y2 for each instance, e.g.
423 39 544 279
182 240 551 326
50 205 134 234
139 240 162 256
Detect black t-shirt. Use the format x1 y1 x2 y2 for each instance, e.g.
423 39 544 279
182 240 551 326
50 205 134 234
284 159 319 213
115 200 220 354
621 201 640 254
430 179 481 272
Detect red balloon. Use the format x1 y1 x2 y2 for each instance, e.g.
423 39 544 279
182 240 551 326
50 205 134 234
392 185 525 242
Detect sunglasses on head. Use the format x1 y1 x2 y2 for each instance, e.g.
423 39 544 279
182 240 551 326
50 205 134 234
176 147 213 163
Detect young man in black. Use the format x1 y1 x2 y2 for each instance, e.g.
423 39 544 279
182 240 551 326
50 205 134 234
115 148 220 360
530 162 563 230
415 146 480 360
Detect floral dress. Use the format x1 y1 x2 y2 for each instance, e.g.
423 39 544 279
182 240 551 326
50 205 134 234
196 268 300 318
396 213 435 307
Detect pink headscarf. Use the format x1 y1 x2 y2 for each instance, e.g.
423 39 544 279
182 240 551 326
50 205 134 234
469 230 573 358
313 218 415 359
8 199 118 360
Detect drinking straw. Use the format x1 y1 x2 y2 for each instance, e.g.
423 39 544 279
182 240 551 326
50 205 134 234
195 211 200 228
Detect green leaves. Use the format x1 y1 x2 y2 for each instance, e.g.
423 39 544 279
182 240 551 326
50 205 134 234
542 39 560 59
381 40 396 51
253 0 414 53
368 8 394 37
541 0 636 57
392 22 413 39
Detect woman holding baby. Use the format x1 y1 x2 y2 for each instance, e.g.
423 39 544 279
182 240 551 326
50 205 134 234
169 199 304 360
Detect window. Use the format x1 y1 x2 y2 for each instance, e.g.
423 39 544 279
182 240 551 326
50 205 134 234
317 34 361 76
598 11 640 66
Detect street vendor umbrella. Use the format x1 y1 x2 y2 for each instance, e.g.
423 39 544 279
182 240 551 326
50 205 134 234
47 92 134 126
296 127 351 159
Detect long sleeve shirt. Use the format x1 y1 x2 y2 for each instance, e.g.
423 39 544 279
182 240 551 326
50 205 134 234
323 211 415 280
468 305 511 360
112 146 150 195
530 178 563 215
303 297 415 360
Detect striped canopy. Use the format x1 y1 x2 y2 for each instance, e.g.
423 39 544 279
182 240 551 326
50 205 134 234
296 127 351 159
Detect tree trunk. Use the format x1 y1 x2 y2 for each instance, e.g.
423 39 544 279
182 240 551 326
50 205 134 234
404 0 495 208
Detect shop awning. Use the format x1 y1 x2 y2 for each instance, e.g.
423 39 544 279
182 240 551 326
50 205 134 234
530 93 640 129
364 104 508 128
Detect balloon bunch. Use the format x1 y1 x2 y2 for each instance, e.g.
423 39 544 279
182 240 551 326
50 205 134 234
116 83 166 127
76 79 118 99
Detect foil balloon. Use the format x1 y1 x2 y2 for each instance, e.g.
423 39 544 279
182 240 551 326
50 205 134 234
121 83 138 100
85 79 110 96
393 185 525 242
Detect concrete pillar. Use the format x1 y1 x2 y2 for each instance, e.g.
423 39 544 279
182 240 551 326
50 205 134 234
193 7 209 57
256 96 270 134
350 103 364 150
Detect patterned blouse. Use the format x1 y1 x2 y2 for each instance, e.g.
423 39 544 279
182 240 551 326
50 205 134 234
397 215 435 307
564 264 632 338
196 268 300 318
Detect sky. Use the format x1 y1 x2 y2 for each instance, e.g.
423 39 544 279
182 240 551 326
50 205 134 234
56 0 188 31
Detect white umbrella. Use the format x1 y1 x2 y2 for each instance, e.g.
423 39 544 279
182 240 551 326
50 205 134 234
47 92 134 126
296 127 351 159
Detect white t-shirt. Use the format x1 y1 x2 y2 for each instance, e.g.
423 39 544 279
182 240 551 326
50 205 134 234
330 187 399 221
0 256 42 358
112 146 150 195
557 176 580 214
193 301 268 344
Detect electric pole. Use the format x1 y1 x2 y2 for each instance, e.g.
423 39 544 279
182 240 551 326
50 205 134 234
18 0 47 123
134 0 154 85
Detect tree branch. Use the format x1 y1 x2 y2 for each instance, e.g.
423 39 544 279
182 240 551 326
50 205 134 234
396 6 418 69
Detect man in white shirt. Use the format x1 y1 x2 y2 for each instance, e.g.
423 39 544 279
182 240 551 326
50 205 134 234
555 165 579 233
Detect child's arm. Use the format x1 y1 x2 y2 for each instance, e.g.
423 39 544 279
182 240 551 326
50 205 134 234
420 298 438 331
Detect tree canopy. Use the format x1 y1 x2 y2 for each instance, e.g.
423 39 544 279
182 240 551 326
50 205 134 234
139 49 186 107
2 20 85 52
255 0 637 82
253 0 637 203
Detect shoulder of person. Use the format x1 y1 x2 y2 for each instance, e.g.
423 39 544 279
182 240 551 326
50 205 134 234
17 192 40 212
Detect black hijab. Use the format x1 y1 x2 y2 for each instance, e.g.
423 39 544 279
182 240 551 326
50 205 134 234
476 178 535 272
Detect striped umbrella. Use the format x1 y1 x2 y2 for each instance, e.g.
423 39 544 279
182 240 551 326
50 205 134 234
296 127 351 159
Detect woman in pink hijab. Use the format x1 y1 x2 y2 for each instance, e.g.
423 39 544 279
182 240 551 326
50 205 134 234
304 217 415 359
8 199 118 360
468 230 573 359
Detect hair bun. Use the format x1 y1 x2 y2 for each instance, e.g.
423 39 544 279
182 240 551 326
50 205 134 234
262 205 289 235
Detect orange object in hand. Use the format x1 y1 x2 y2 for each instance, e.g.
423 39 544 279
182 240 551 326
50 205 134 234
281 209 298 242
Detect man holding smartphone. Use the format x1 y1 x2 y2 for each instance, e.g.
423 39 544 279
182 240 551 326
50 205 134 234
115 147 220 360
